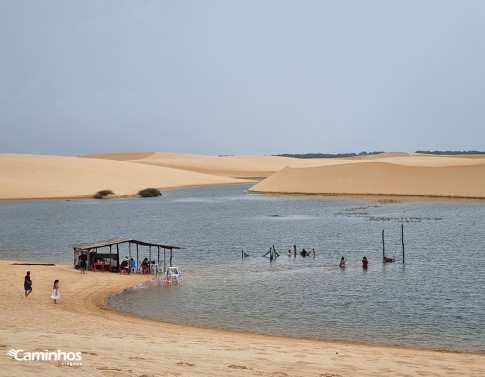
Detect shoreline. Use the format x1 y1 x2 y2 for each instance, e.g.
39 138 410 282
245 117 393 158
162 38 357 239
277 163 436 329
3 187 485 203
0 182 256 202
251 191 485 203
106 282 484 355
2 259 485 376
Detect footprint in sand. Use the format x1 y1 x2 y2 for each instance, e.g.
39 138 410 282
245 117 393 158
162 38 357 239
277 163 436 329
175 361 195 367
228 365 251 370
96 367 132 377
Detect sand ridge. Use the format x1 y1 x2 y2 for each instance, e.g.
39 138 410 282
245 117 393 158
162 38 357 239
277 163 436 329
250 154 485 198
0 153 251 200
82 152 298 178
1 260 484 377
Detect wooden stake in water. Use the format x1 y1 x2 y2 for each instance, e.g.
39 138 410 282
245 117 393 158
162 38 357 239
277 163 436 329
382 229 385 261
401 224 405 263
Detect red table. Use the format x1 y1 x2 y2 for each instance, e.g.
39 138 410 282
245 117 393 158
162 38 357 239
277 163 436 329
92 263 112 272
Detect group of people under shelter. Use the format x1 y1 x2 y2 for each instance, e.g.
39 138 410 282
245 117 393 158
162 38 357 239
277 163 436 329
119 257 151 274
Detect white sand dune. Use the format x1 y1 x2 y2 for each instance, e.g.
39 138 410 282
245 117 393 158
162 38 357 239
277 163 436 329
2 151 485 200
2 260 483 377
250 154 485 198
82 152 297 178
0 153 250 200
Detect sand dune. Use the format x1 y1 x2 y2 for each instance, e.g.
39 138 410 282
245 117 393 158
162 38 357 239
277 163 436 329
2 152 485 200
2 260 483 377
82 152 297 178
0 153 250 200
250 154 485 199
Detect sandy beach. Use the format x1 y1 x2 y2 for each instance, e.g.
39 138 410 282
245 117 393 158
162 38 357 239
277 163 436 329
1 260 484 377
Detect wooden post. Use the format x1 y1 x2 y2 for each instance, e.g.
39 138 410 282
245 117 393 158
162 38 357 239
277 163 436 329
136 244 139 273
169 249 173 267
312 248 315 259
401 224 405 263
293 244 297 258
163 248 166 272
149 246 152 273
128 242 131 272
382 229 385 261
272 245 279 257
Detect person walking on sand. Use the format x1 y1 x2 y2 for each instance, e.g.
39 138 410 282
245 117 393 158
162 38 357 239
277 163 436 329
24 271 32 297
51 279 60 304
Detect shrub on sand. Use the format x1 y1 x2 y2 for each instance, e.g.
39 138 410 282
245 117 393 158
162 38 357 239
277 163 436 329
138 188 162 197
94 189 115 199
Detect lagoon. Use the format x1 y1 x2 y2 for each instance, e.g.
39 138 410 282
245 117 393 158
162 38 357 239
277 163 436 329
1 184 484 351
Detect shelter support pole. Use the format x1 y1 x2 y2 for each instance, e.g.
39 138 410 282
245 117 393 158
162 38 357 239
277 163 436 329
136 244 139 273
149 246 152 273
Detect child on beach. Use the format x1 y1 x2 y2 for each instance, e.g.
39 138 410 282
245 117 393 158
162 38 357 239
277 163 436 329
51 279 60 304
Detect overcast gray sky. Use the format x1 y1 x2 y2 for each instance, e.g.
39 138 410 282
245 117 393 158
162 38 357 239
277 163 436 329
1 0 484 156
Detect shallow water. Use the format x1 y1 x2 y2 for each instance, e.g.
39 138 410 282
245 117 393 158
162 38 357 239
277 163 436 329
1 184 484 351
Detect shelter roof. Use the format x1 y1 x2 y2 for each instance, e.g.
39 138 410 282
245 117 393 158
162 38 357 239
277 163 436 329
72 237 181 250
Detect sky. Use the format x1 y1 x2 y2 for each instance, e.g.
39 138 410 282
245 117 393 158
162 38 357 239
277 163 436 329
1 0 484 156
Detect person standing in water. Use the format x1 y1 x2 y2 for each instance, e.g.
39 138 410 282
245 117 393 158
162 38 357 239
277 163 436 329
362 256 369 269
24 271 32 297
339 257 346 268
51 279 60 304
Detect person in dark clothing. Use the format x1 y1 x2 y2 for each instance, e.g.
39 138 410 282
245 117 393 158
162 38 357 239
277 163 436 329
79 252 88 274
24 271 32 297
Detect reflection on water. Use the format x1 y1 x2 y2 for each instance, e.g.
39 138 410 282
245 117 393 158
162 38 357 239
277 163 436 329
1 184 484 351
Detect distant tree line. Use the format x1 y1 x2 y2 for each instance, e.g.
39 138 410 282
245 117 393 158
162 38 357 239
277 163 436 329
274 150 485 159
273 151 384 159
415 150 485 155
